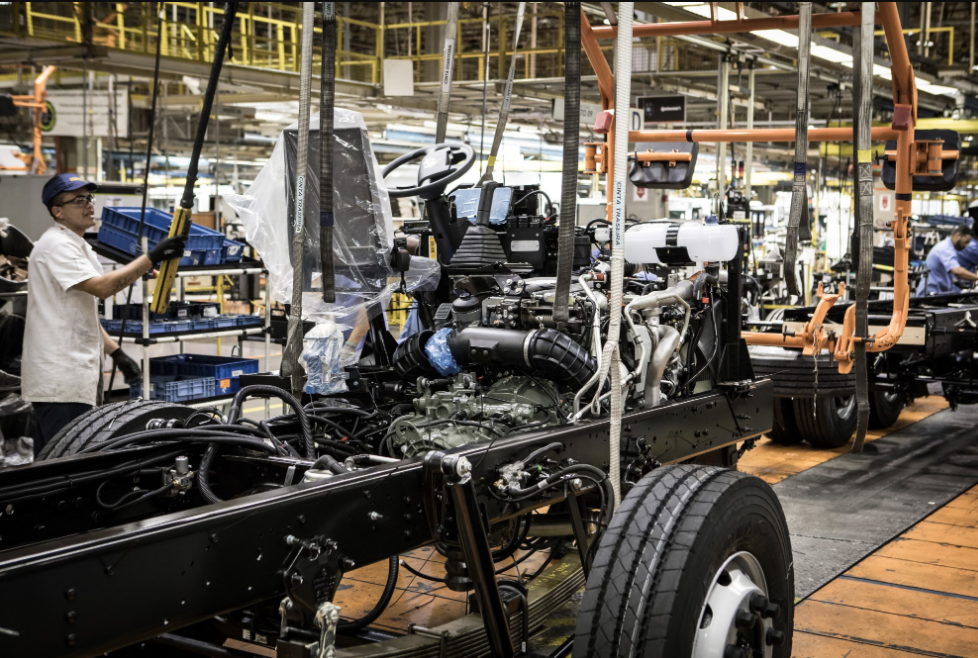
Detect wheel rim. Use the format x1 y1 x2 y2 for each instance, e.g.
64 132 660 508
692 551 775 658
834 394 856 421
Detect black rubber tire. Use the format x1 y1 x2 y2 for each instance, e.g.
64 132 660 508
792 395 857 449
574 465 794 658
868 390 905 430
750 348 854 398
767 397 803 445
686 444 739 469
38 400 192 460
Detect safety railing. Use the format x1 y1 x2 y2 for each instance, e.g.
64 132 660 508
1 3 610 84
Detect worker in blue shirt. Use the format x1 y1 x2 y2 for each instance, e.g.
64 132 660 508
917 225 978 295
956 230 978 273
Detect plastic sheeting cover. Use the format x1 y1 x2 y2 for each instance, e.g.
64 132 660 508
224 109 440 322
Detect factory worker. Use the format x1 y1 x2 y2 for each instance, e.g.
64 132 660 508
22 174 185 456
917 225 978 296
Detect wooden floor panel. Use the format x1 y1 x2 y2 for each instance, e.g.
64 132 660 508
847 555 978 599
791 631 925 657
794 599 978 657
739 397 949 485
808 577 978 628
796 481 978 657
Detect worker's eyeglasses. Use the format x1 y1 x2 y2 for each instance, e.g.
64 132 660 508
53 194 96 207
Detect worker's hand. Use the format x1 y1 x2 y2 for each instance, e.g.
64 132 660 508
109 347 142 384
147 236 186 264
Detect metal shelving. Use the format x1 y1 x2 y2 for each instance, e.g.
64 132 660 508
94 234 272 414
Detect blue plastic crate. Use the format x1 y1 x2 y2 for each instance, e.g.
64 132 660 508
146 354 259 396
211 315 238 329
98 207 225 266
100 318 172 335
130 376 215 402
222 239 245 262
191 319 212 331
234 315 262 327
165 320 194 333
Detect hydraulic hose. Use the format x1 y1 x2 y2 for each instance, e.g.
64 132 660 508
229 385 314 459
311 454 348 476
320 2 337 303
552 2 581 330
337 557 399 633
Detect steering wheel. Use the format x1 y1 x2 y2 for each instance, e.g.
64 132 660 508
382 142 476 201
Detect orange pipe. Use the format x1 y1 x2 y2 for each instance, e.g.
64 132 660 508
628 127 900 144
590 10 873 39
633 151 693 163
580 8 614 106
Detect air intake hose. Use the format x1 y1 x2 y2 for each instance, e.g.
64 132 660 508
445 327 596 390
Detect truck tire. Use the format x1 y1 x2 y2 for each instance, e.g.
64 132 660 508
750 347 854 398
38 400 192 460
574 465 793 658
868 390 904 430
767 397 803 445
793 395 857 449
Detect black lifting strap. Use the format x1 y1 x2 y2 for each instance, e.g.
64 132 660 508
850 3 875 454
320 2 337 303
783 2 812 297
552 2 581 330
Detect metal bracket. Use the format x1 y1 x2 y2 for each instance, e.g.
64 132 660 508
314 601 341 658
427 451 517 658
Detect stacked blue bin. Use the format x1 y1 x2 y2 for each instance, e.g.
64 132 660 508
148 354 260 396
97 207 245 266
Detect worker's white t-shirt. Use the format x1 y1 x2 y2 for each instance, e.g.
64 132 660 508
22 224 104 406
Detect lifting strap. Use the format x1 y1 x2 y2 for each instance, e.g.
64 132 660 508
150 2 237 315
320 2 337 304
281 2 316 395
552 2 581 330
434 3 460 144
783 2 812 297
478 2 526 185
850 3 875 453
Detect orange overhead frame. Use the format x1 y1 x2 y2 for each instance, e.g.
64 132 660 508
579 3 924 374
3 65 55 175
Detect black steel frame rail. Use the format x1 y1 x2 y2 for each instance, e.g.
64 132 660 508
0 381 772 658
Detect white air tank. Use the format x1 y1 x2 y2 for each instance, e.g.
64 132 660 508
623 222 740 264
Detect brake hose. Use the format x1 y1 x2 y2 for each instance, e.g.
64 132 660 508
337 557 399 633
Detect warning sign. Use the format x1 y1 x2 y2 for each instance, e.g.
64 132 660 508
633 186 649 202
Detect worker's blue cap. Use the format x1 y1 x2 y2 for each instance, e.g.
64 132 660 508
42 174 97 207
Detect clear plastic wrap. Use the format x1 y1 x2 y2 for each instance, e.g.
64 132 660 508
424 327 460 376
300 320 348 395
224 109 442 321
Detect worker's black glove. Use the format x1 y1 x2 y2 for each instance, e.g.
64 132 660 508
110 347 141 385
147 236 186 264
